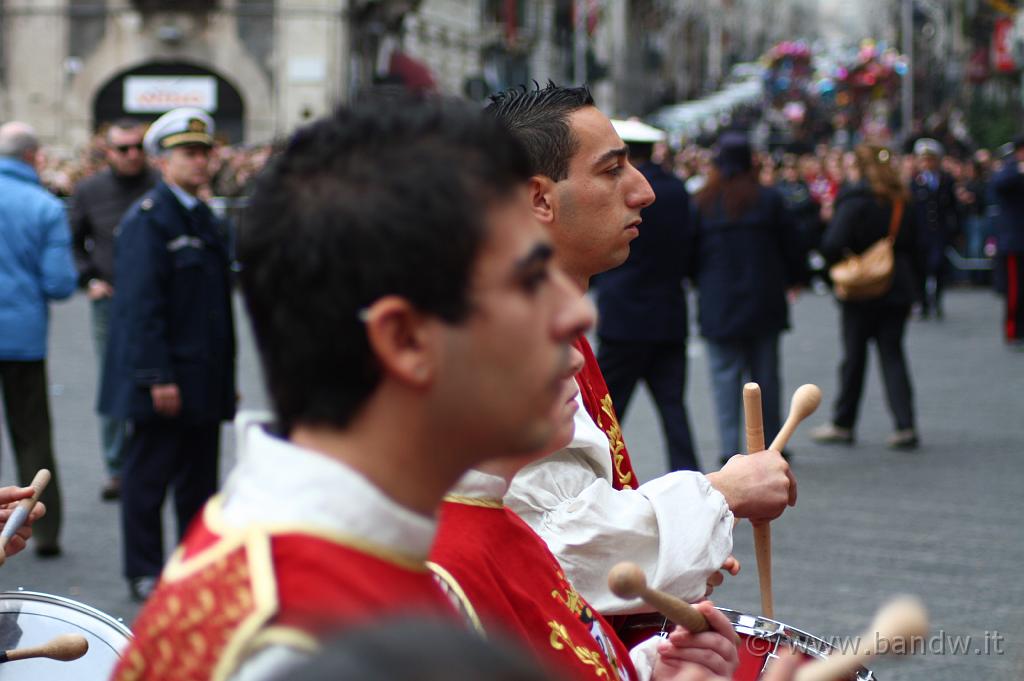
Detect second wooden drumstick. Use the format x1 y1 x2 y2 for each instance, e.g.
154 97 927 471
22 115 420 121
794 596 929 681
0 633 89 663
769 384 822 453
742 383 773 619
607 561 709 633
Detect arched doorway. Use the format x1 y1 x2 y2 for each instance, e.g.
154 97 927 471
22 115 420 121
92 61 245 142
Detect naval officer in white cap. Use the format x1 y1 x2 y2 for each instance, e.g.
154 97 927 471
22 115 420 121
99 107 237 601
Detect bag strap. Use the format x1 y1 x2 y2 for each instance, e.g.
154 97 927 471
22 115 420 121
887 199 904 240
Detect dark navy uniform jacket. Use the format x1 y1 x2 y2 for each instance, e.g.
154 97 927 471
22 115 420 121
99 181 236 424
991 161 1024 255
594 161 691 342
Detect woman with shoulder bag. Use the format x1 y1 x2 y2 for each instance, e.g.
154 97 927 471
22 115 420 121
810 145 920 450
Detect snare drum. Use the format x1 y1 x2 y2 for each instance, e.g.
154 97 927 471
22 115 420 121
619 608 875 681
0 590 132 679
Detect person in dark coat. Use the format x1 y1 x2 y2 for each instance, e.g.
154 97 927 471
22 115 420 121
99 108 236 601
69 118 159 501
691 132 806 464
909 139 960 319
811 145 920 450
989 135 1024 346
594 121 698 472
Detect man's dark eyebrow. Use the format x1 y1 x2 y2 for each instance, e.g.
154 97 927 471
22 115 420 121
514 242 554 274
593 146 629 169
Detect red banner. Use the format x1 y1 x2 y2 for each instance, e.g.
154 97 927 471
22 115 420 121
993 17 1018 73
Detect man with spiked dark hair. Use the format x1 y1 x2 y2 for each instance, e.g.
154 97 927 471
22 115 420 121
488 83 798 617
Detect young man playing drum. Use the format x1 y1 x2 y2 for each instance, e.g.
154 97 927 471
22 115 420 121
430 343 742 681
486 84 798 615
111 97 596 681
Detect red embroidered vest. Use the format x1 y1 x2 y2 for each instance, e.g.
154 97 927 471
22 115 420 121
573 336 638 490
431 499 638 681
112 500 456 681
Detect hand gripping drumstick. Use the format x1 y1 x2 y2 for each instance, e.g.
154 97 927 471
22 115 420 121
607 561 709 634
0 469 51 566
742 383 773 619
0 633 89 663
793 596 929 681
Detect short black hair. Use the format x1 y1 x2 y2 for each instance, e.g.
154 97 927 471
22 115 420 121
485 82 594 181
240 95 532 432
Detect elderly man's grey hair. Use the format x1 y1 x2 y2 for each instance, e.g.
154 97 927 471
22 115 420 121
0 122 40 159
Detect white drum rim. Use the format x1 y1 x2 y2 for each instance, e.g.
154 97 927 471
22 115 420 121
0 589 133 639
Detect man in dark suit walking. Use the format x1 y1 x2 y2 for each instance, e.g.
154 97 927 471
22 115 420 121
594 120 698 472
991 135 1024 347
99 108 236 601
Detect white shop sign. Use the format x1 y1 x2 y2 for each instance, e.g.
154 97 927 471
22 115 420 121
124 76 218 113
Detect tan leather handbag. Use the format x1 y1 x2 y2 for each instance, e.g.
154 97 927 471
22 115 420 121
830 200 904 301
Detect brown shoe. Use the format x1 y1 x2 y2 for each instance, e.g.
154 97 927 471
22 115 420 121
100 477 121 502
887 429 919 450
810 423 854 445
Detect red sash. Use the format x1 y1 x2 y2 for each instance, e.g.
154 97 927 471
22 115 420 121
432 499 638 681
573 336 638 490
113 507 456 681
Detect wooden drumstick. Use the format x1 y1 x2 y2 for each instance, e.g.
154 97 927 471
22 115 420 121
0 469 51 566
607 562 709 633
794 596 929 681
0 633 89 663
742 383 773 619
769 384 822 453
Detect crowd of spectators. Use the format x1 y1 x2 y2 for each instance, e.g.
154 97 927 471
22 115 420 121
666 138 1005 296
36 128 270 200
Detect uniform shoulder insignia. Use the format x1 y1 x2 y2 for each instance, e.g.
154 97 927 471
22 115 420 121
140 198 154 211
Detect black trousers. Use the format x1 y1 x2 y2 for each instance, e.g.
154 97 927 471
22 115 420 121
833 304 916 432
597 338 699 472
0 360 63 548
121 418 220 579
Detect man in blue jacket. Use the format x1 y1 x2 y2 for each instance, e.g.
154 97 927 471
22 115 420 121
991 135 1024 346
594 120 698 472
0 122 77 557
99 108 236 600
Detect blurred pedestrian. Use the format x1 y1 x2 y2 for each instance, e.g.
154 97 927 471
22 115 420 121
811 145 920 450
594 120 699 472
955 158 992 286
69 118 159 501
909 139 960 319
691 132 806 464
0 122 76 557
98 108 236 601
989 135 1024 347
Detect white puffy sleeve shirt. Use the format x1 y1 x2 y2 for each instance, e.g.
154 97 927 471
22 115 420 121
505 391 734 614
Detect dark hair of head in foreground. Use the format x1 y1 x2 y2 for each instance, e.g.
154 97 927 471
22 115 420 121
485 82 594 181
240 95 532 433
271 618 560 681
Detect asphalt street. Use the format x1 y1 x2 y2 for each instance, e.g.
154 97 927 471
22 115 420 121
1 286 1021 681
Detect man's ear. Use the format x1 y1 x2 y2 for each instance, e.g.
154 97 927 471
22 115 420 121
362 296 437 388
527 175 556 225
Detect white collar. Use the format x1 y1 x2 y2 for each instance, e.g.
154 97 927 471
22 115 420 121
166 181 200 211
220 412 437 559
449 469 509 500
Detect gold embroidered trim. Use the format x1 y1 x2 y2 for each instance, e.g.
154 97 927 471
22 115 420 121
547 620 619 680
425 561 485 636
156 527 279 681
599 395 633 489
245 625 319 656
442 494 504 509
202 495 429 572
550 570 589 618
